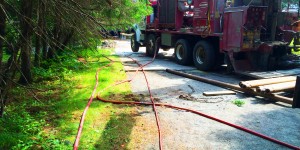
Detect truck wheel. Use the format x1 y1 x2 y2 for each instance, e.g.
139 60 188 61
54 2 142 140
193 41 216 71
146 34 159 57
175 39 192 65
131 33 139 52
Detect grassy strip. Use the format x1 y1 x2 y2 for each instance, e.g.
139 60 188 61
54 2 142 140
0 48 135 149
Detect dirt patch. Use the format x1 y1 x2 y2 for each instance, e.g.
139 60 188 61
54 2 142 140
108 93 162 103
123 61 135 64
77 57 87 64
75 84 87 89
179 94 198 101
123 94 139 101
178 93 224 103
101 40 116 49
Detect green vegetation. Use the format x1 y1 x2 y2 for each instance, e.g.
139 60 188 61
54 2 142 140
0 0 152 118
293 50 300 55
0 48 135 149
289 39 300 55
0 0 151 148
2 51 10 62
281 0 299 9
232 99 246 107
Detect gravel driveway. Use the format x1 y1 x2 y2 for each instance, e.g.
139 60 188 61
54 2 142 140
114 40 300 150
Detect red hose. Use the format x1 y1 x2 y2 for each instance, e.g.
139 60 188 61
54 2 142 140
73 62 114 150
96 97 300 150
74 48 300 150
127 55 163 150
73 50 163 149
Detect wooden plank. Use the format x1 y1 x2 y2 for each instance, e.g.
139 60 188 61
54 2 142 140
203 91 236 96
293 76 300 108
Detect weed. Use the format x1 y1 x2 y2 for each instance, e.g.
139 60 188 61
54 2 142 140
0 106 46 149
232 99 245 107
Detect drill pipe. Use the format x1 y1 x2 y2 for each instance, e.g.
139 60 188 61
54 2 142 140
257 81 296 93
239 76 296 88
166 69 293 105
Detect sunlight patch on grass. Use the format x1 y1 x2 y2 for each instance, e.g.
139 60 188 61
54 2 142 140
0 48 134 149
51 49 133 149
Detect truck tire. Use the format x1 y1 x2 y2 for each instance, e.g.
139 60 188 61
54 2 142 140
193 41 216 71
131 33 139 52
175 39 192 65
146 34 159 57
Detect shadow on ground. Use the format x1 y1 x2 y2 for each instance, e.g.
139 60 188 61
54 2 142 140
94 112 136 149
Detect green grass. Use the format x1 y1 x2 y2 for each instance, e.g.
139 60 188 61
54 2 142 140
0 48 135 149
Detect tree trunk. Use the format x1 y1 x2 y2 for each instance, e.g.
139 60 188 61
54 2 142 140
0 0 5 70
61 30 74 50
0 0 6 117
35 35 41 66
47 47 55 59
42 38 47 59
34 0 42 67
18 0 33 85
0 43 20 117
40 1 48 60
48 12 63 59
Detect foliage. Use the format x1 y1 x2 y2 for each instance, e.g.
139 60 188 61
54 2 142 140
282 0 299 9
98 0 152 30
232 99 246 107
0 0 151 116
0 104 46 149
0 48 133 149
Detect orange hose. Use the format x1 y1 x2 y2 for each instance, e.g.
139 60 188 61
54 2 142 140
73 47 163 149
96 97 300 150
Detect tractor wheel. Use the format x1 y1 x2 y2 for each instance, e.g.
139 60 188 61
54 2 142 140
193 41 216 71
146 34 159 57
174 39 192 65
131 33 139 52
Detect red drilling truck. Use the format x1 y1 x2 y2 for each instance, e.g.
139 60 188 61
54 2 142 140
131 0 300 74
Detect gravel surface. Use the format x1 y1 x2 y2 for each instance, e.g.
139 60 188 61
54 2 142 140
114 40 300 150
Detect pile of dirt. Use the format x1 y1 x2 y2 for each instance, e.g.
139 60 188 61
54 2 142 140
123 94 162 102
178 93 224 103
101 40 116 49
